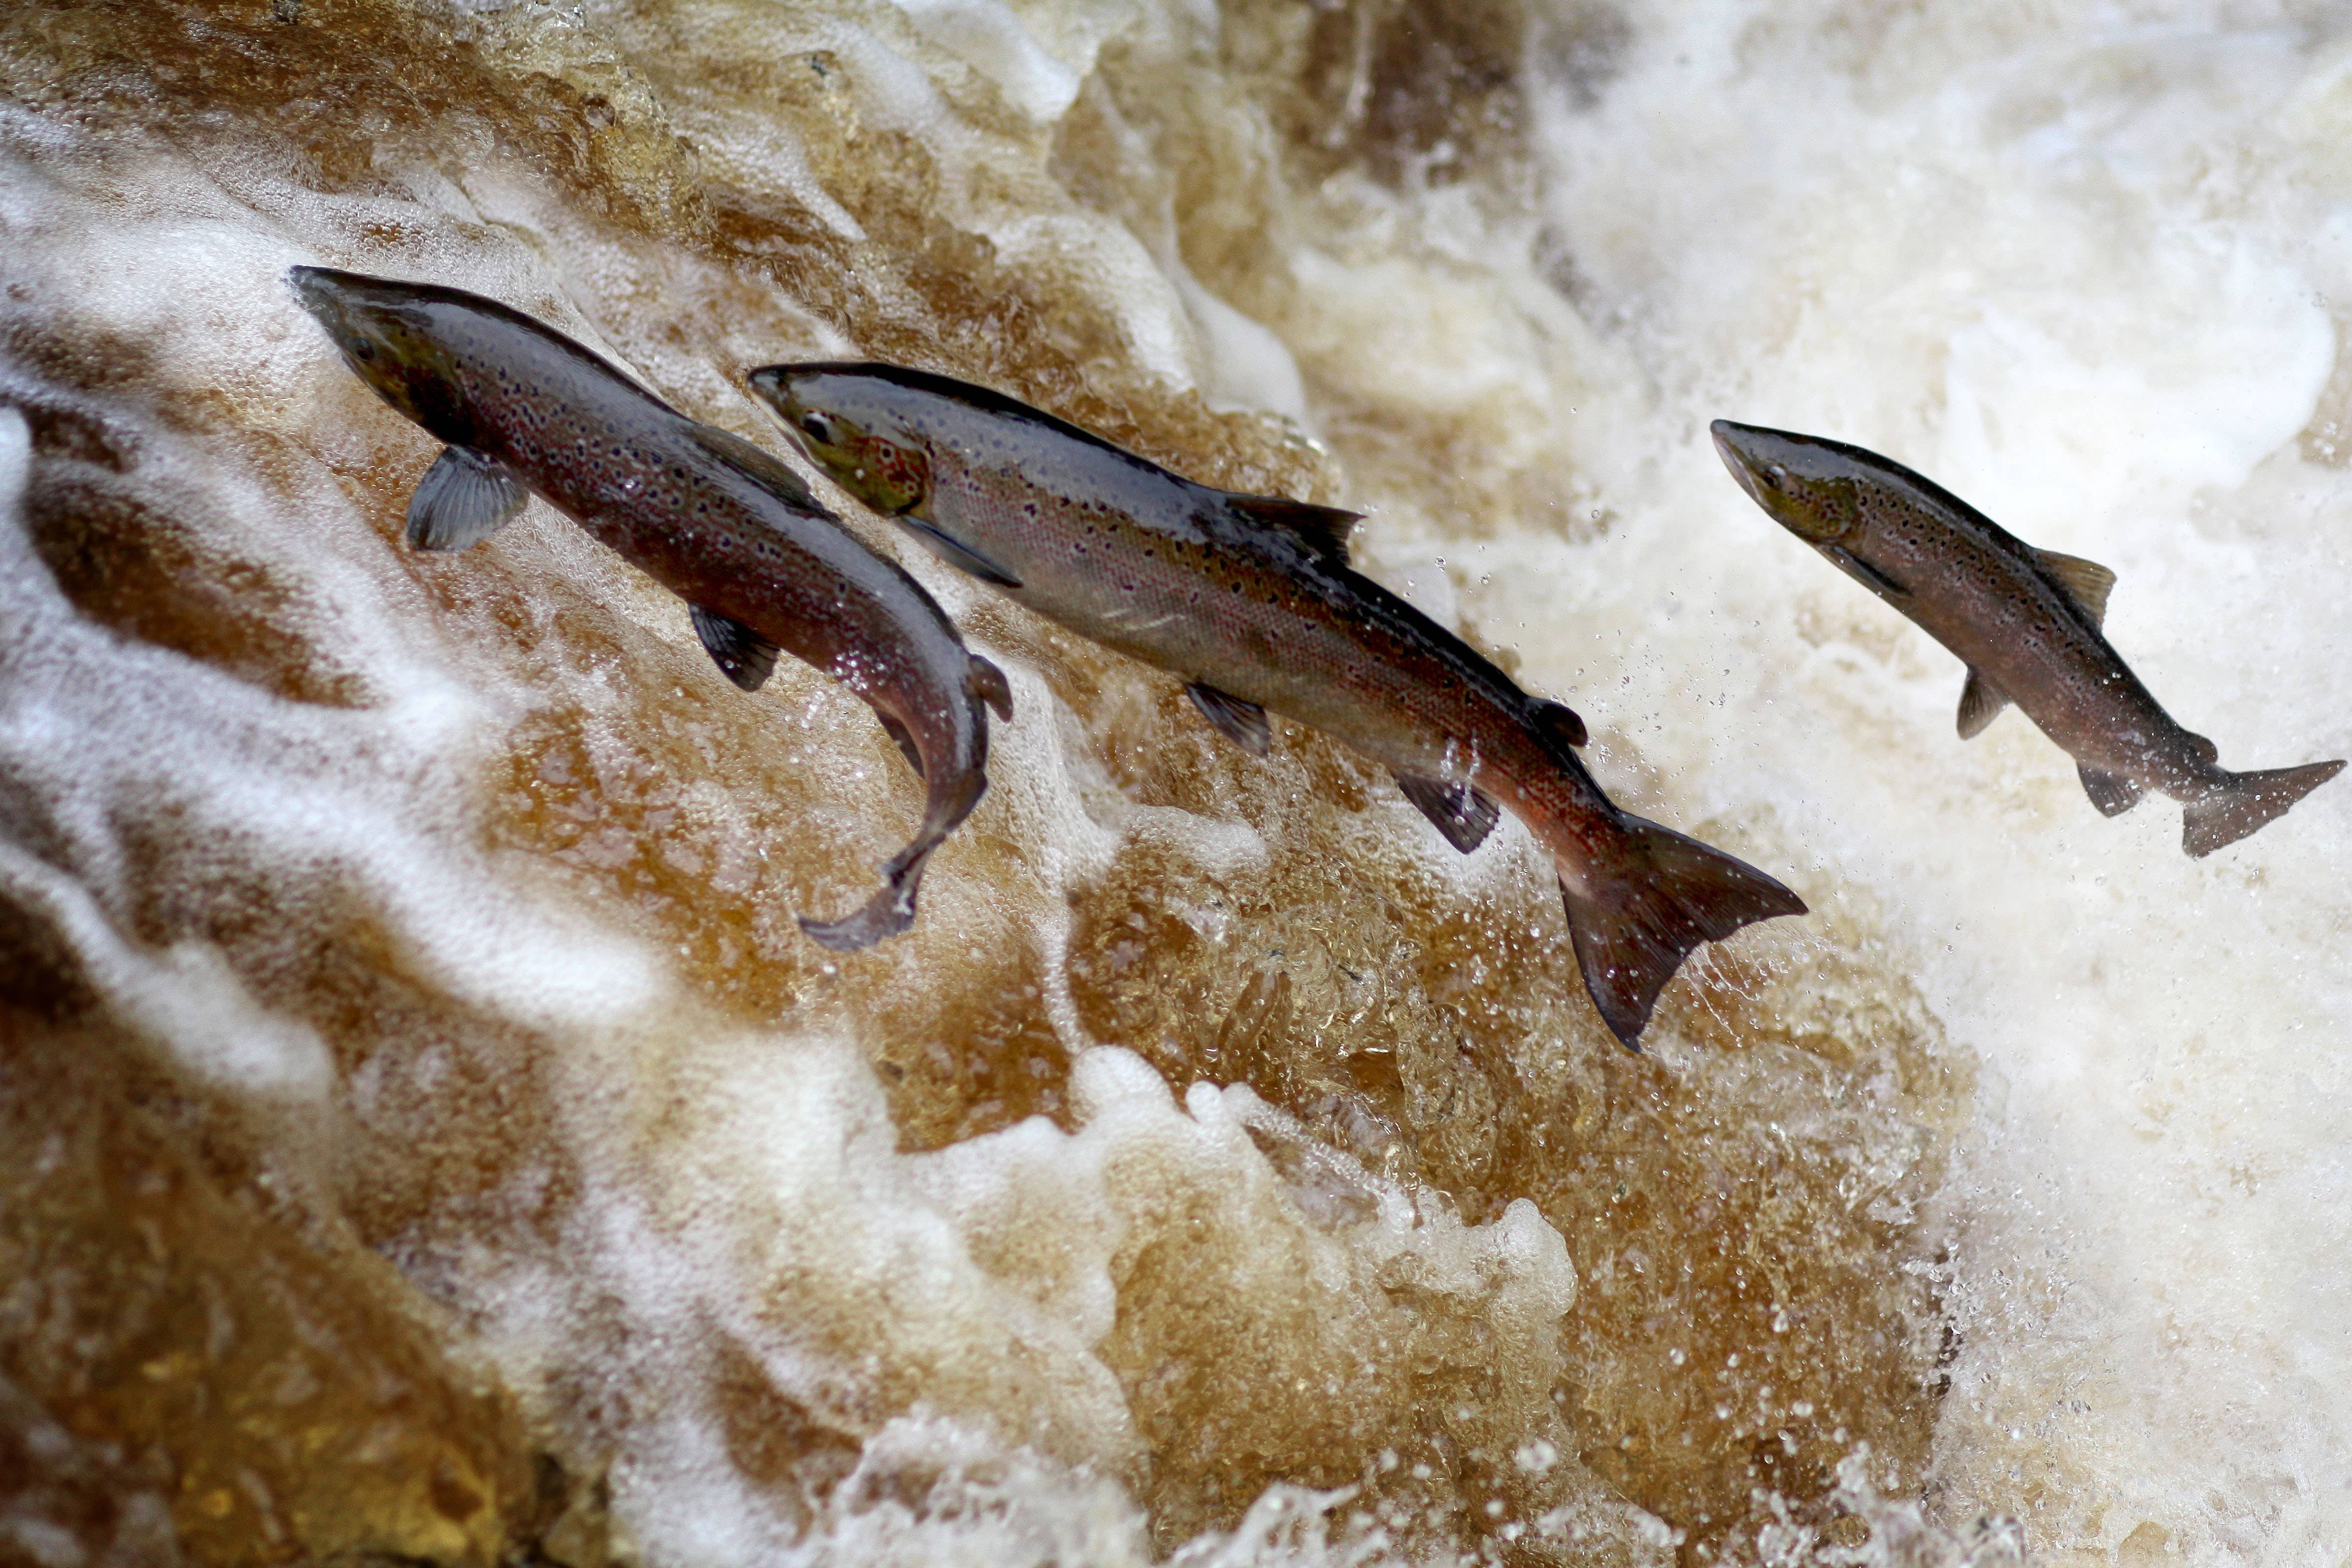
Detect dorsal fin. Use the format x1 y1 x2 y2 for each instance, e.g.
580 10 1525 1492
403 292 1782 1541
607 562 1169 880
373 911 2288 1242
1221 494 1362 563
1529 698 1587 752
2032 547 2116 627
687 422 825 513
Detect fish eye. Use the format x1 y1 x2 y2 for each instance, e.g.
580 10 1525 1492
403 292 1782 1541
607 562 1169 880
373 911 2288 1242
1766 463 1790 488
800 412 834 443
350 338 377 361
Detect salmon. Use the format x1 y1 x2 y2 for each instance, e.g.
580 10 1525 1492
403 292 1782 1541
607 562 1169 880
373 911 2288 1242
749 361 1805 1048
289 270 1011 948
1712 420 2343 856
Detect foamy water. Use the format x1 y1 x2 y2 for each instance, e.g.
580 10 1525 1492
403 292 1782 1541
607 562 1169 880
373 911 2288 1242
1 0 2348 1563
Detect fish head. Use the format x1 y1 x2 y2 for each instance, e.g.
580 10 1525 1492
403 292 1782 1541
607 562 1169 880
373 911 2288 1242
286 266 471 438
1709 421 1863 546
746 365 933 517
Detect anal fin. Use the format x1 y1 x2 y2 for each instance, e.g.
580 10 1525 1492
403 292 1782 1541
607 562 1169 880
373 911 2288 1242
1186 683 1270 756
690 605 782 692
968 654 1013 721
407 446 526 552
2078 762 2142 817
1958 667 2010 739
1395 774 1500 854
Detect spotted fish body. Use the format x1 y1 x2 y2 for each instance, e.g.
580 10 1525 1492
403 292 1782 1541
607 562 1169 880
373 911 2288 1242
288 269 1010 948
1711 420 2343 856
750 362 1806 1049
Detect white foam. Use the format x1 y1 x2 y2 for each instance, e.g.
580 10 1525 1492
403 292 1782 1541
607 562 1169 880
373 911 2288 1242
1531 7 2352 1557
11 2 2352 1561
892 0 1084 122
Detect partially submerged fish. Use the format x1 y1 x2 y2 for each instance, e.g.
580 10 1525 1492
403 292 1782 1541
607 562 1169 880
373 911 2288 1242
1712 420 2343 856
748 362 1805 1049
288 268 1011 948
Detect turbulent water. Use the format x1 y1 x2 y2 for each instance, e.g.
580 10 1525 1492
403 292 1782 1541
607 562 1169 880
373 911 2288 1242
2 0 2349 1562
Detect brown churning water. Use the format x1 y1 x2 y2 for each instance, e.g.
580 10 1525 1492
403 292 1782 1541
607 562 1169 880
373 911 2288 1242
287 267 1011 947
750 361 1806 1048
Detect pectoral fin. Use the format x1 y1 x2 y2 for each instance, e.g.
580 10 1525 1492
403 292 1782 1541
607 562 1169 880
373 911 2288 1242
689 605 782 692
2078 762 2142 817
1825 545 1909 600
901 518 1022 588
1186 683 1270 756
1394 774 1500 854
2032 548 2116 626
407 446 526 552
1957 667 2010 739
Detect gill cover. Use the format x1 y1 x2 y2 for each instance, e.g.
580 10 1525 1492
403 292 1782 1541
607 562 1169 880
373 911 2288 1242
1708 420 1864 545
747 367 932 516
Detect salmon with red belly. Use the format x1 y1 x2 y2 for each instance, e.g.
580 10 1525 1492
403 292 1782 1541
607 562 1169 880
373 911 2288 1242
287 270 1010 950
749 360 1804 1049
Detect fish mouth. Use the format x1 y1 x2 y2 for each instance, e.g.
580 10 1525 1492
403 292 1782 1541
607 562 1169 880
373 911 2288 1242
746 365 820 426
743 366 799 421
284 264 404 327
1709 420 1777 508
284 264 352 328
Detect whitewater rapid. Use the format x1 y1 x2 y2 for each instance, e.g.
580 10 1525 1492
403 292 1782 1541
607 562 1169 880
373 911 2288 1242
0 0 2347 1563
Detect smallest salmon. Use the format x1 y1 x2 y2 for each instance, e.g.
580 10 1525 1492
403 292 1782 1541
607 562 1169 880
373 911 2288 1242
1713 420 2343 856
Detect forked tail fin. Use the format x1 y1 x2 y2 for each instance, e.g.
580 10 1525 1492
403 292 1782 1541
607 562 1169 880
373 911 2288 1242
799 693 996 950
797 843 934 952
2181 759 2345 858
1560 816 1807 1051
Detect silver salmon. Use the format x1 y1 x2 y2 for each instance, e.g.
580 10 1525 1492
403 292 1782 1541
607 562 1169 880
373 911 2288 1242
748 362 1805 1049
1712 420 2343 856
288 269 1011 948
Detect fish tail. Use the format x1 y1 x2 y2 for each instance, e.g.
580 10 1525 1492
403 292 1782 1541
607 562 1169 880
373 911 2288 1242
795 768 989 952
2180 758 2346 858
796 841 935 952
1559 816 1807 1052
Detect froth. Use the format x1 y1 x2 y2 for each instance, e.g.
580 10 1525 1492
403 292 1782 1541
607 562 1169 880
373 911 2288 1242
7 0 2350 1562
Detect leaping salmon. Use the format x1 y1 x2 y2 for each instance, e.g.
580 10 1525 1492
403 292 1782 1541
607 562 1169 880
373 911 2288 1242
288 269 1011 948
1711 420 2343 856
748 361 1805 1050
